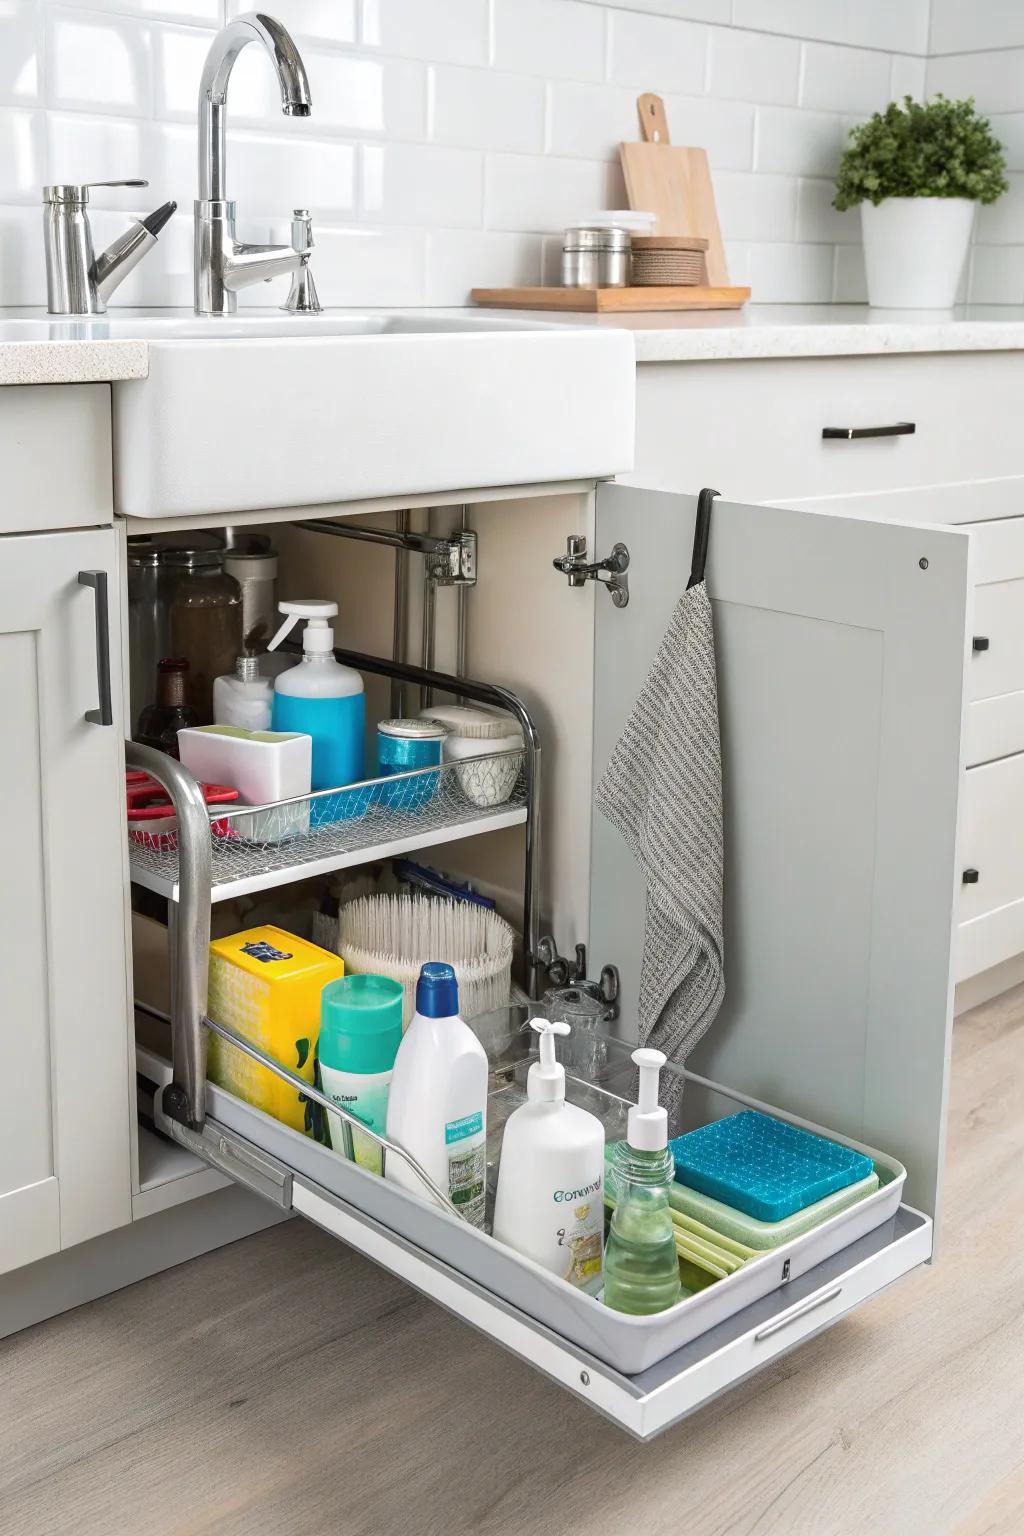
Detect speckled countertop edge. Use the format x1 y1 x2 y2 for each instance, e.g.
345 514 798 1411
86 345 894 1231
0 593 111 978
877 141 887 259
0 339 148 386
630 321 1024 362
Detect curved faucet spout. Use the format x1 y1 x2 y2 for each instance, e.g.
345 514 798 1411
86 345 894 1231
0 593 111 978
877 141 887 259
198 12 311 201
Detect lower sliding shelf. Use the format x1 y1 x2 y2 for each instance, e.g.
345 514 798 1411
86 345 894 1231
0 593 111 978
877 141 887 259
128 752 528 903
139 1044 932 1439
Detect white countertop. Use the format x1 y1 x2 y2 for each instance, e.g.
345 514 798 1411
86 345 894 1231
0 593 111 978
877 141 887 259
4 303 1024 383
460 303 1024 362
0 318 147 385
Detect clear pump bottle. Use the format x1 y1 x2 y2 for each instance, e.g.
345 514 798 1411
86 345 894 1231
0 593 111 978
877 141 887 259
603 1048 682 1316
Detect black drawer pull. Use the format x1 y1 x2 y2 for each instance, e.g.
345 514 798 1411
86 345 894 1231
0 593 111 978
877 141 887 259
822 422 916 440
972 636 990 653
963 868 980 885
78 570 113 727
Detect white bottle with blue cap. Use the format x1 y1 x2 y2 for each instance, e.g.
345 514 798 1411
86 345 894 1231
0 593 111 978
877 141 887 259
385 963 489 1228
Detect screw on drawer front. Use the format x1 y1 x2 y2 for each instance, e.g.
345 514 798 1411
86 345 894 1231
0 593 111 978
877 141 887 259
972 636 990 652
963 869 980 885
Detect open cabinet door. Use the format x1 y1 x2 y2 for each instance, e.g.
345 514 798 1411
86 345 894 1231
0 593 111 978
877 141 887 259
590 485 971 1227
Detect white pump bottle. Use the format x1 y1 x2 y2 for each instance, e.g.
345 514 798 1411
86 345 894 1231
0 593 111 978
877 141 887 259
267 600 365 791
492 1019 606 1291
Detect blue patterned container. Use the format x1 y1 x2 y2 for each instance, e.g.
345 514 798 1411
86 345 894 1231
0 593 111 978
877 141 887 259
376 719 446 809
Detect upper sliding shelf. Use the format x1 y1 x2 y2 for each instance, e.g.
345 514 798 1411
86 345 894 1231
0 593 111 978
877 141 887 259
127 752 528 905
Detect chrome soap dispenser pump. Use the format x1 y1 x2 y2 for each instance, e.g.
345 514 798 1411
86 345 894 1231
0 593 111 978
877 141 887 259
42 181 177 315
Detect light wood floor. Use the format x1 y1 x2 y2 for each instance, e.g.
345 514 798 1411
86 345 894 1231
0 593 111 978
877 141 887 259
4 987 1024 1536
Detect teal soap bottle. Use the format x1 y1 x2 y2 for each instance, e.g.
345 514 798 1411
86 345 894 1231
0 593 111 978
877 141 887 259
604 1048 682 1316
318 974 404 1176
267 599 365 795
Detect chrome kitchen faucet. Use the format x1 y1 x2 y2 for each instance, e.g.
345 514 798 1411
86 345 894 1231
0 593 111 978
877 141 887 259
195 12 320 315
42 181 176 315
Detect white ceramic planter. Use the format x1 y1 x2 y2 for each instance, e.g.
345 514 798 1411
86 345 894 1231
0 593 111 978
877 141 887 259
860 197 975 308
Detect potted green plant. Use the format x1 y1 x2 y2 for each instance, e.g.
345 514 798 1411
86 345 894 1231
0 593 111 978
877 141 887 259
833 95 1008 308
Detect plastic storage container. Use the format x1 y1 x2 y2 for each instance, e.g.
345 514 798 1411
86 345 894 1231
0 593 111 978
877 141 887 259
177 725 312 843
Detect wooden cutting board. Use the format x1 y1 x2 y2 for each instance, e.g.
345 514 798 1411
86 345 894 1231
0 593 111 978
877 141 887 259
619 93 729 286
471 285 749 312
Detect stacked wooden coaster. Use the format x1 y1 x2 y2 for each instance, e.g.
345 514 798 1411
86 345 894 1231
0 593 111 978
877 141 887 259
630 235 709 286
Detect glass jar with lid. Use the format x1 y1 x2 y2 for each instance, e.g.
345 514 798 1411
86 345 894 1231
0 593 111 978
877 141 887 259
167 548 242 723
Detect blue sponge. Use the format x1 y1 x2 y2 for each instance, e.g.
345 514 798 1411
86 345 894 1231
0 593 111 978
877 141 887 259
670 1110 875 1222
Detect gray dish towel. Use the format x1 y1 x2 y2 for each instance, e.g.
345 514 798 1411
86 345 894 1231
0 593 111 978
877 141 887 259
596 580 725 1112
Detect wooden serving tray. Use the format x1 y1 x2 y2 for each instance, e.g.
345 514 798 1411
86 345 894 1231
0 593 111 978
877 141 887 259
471 285 749 313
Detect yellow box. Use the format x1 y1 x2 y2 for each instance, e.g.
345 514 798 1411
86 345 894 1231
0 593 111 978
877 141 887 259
207 925 344 1134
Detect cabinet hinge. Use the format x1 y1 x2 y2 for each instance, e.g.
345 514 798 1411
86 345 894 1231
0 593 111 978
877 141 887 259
553 536 630 608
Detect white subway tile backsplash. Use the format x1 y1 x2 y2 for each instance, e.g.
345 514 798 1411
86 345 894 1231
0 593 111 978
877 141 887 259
969 244 1024 303
547 80 753 169
733 0 928 57
930 0 1024 58
799 44 891 115
795 176 859 244
977 173 1024 243
46 8 152 117
485 152 611 233
749 240 833 302
989 114 1024 172
707 28 800 107
890 54 926 103
425 228 542 303
755 108 843 178
607 11 707 95
832 241 867 303
0 110 42 203
432 66 545 154
926 49 1024 116
714 170 797 242
2 0 1015 309
0 203 45 303
225 0 357 45
362 142 482 226
583 0 729 21
493 0 605 83
363 0 488 66
53 0 220 23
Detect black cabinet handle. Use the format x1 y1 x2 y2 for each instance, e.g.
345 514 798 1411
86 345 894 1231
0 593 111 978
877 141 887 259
963 868 980 885
822 422 916 440
972 636 990 653
78 570 113 727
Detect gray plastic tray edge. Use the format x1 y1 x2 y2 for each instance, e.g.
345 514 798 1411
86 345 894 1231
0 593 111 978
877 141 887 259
201 1074 910 1375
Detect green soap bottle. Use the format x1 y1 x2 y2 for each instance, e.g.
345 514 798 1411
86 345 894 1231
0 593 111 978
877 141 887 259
604 1048 682 1316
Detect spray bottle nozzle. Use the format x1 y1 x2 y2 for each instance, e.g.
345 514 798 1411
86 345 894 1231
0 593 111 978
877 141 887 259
628 1046 669 1151
267 598 339 655
527 1018 570 1102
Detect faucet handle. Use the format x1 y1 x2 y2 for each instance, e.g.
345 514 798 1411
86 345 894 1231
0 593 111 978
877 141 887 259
44 179 149 205
289 208 314 253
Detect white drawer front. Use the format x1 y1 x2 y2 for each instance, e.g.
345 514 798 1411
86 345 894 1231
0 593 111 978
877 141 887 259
963 518 1024 765
634 352 1024 504
958 752 1024 979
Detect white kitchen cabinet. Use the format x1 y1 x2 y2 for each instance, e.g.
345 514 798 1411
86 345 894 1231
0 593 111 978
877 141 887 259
0 529 131 1275
132 479 968 1437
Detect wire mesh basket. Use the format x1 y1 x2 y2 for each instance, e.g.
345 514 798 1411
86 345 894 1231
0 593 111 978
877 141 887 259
128 749 528 894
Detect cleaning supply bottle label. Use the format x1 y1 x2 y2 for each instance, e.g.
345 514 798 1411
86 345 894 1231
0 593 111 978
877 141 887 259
446 1113 486 1227
320 1067 391 1177
555 1188 604 1288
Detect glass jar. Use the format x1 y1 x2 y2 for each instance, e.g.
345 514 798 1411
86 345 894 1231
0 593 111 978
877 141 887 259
167 549 243 724
127 539 175 734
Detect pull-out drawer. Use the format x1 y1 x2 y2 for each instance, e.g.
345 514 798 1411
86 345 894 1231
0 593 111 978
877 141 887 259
634 351 1024 505
958 751 1024 980
142 1051 932 1440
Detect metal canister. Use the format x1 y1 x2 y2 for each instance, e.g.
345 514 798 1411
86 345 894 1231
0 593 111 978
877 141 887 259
561 225 631 288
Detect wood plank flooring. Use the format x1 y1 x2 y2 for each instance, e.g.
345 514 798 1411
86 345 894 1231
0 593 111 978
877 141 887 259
3 987 1024 1536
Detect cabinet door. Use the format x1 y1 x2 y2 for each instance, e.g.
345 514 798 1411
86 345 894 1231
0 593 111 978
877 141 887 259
0 529 131 1274
589 486 971 1226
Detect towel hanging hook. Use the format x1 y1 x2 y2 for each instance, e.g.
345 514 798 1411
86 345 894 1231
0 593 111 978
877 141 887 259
687 487 719 590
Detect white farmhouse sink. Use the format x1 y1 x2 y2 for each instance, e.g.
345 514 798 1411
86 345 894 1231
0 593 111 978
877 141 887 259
10 308 636 519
